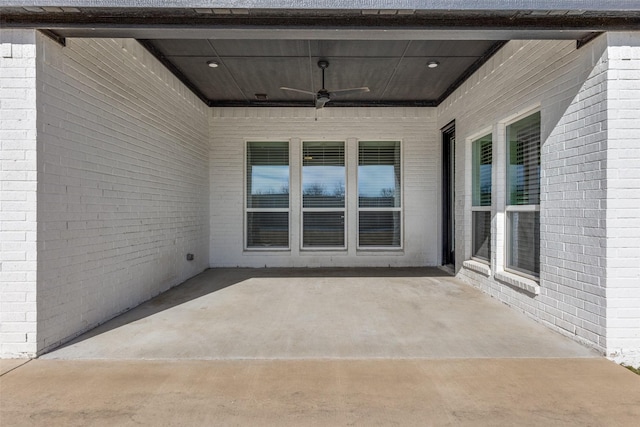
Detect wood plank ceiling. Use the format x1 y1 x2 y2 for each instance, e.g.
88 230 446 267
143 39 502 107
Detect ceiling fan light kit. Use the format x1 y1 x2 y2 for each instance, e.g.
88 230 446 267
280 60 370 109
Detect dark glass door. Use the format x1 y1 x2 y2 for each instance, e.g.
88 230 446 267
442 122 455 266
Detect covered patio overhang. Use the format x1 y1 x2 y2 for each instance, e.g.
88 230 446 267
3 0 639 108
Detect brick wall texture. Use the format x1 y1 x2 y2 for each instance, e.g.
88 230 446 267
34 35 210 354
605 33 640 366
0 30 38 357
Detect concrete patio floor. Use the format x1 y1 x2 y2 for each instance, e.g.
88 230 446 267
2 268 639 426
41 268 596 360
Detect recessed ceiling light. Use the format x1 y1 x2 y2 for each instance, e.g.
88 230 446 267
206 60 220 68
427 61 440 68
255 93 268 101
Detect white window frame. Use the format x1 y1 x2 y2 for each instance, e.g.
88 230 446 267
504 205 541 281
244 139 291 251
300 140 348 251
356 140 404 250
504 110 541 281
470 132 493 264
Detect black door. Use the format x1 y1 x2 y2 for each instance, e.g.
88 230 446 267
442 122 455 266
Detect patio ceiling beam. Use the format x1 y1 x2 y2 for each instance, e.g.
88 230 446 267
2 0 640 11
2 9 639 36
18 27 602 41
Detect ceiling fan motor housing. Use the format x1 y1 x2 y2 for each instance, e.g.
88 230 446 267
317 89 330 100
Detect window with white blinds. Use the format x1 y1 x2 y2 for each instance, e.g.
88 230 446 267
358 141 402 248
246 141 289 249
302 141 346 248
506 112 541 277
471 134 492 262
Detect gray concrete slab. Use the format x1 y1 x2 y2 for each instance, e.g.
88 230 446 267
43 268 597 360
2 358 639 426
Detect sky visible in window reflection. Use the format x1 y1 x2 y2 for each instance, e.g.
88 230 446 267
251 166 289 194
250 165 398 198
302 166 345 196
358 165 396 197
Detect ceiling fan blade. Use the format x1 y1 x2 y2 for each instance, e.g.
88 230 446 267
329 87 370 97
315 96 330 109
280 86 316 96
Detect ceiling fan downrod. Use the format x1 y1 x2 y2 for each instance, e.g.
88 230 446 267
318 60 329 90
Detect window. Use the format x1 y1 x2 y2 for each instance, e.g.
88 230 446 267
302 141 346 248
246 141 289 249
506 112 541 277
358 141 402 248
471 134 492 262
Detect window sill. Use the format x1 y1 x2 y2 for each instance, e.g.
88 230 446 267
300 249 348 254
463 260 491 276
244 249 291 254
495 270 540 295
357 250 405 256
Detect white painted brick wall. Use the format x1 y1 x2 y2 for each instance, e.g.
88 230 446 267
540 40 609 351
0 29 38 358
605 33 640 367
210 107 437 267
438 37 612 353
35 36 210 354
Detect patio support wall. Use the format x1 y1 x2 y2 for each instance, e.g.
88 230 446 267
31 35 210 355
605 32 640 366
37 36 209 351
438 36 611 353
0 29 38 357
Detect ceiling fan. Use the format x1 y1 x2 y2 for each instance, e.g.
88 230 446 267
280 60 370 109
